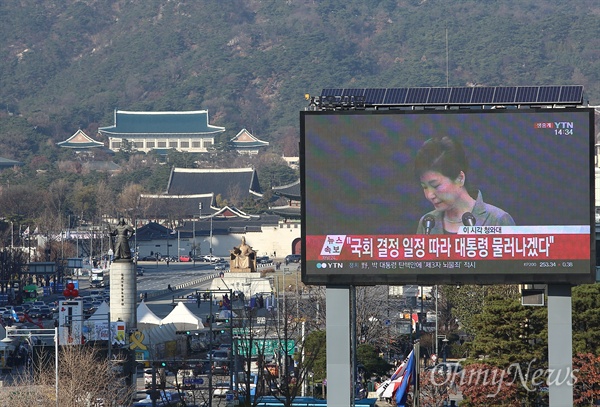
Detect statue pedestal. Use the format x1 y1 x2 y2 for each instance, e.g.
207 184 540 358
230 267 253 273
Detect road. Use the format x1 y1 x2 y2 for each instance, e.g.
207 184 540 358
135 260 220 301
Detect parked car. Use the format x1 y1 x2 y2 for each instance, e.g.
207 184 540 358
30 306 53 319
257 256 271 264
2 310 13 323
212 381 231 397
37 306 54 319
179 255 191 262
217 343 232 352
28 306 42 318
209 350 230 361
82 301 95 315
140 255 158 261
285 254 301 263
48 301 59 313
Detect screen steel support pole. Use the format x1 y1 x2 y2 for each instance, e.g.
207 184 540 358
326 287 351 407
547 284 573 406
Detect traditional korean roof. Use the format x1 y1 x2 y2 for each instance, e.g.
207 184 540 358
139 193 216 218
272 179 300 200
57 129 104 149
175 211 280 236
0 157 24 168
98 110 225 136
268 180 300 219
166 167 262 198
135 222 172 242
211 205 260 219
268 205 301 219
230 128 269 149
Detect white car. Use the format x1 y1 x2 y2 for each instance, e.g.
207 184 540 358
215 263 227 271
203 255 222 263
213 382 231 398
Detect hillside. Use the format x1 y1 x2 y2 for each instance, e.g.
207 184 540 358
1 0 599 156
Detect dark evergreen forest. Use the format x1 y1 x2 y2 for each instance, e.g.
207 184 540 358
1 0 598 146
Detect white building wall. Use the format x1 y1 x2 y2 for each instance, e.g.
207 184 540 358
136 223 301 260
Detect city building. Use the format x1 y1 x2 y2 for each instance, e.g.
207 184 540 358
230 128 269 155
137 167 300 259
56 129 105 151
98 110 225 153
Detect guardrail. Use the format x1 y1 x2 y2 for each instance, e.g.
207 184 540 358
145 270 229 299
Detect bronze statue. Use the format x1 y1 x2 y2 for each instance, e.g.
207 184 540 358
111 218 135 261
230 236 256 271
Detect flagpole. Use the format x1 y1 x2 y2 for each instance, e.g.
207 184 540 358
413 341 420 407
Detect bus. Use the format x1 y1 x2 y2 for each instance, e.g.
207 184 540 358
22 284 44 303
90 269 110 288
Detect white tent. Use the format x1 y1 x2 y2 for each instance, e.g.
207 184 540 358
160 302 205 331
137 301 163 329
142 322 178 346
83 303 127 343
88 302 110 321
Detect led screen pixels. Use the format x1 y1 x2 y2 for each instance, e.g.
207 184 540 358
300 108 595 286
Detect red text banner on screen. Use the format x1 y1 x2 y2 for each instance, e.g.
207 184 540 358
306 226 589 262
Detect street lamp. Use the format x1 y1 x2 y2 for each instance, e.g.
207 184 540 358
193 202 202 266
442 338 449 363
4 327 59 407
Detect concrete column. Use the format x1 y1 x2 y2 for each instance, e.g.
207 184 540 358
109 260 137 329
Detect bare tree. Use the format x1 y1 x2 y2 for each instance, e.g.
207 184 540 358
45 179 71 217
3 345 134 407
117 183 144 216
261 278 325 407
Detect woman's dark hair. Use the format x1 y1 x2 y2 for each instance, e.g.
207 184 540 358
414 136 468 181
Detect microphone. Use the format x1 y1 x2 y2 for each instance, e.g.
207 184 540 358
462 212 476 226
422 215 435 235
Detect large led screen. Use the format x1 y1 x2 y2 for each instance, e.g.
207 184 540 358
301 108 595 285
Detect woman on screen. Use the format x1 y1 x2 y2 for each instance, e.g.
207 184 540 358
414 136 515 234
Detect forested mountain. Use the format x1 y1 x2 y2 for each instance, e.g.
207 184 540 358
1 0 599 154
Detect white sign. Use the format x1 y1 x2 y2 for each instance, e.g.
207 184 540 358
58 300 83 345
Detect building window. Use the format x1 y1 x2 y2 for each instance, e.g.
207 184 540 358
158 141 167 148
192 141 201 148
146 141 155 148
169 141 178 148
180 141 189 148
134 141 143 148
112 142 121 149
204 140 213 146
